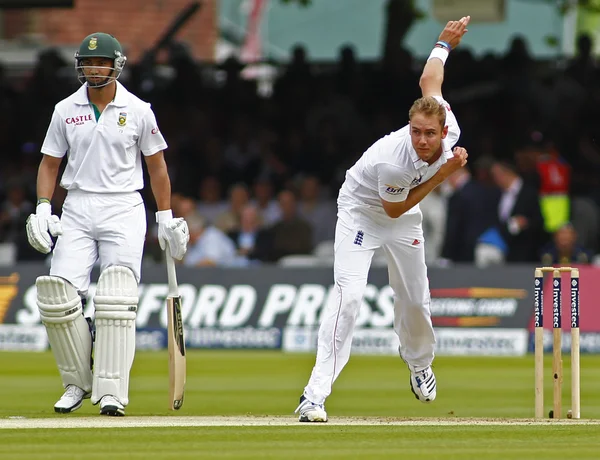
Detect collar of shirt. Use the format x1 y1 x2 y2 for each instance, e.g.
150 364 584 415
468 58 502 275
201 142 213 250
408 138 452 170
73 81 129 107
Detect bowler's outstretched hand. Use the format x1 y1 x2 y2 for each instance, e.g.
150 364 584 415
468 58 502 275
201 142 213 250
438 15 470 49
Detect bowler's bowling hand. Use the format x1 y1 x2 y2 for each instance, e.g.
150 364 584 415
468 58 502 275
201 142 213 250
438 16 470 49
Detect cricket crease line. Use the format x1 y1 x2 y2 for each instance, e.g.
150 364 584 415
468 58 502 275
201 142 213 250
1 416 599 429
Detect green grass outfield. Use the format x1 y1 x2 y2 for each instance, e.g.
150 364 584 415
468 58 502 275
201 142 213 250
1 351 599 459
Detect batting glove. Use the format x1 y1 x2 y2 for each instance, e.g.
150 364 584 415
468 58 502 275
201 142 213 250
25 202 63 254
157 210 190 260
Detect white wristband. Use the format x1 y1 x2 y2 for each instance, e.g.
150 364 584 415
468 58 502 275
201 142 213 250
156 209 173 223
428 47 449 65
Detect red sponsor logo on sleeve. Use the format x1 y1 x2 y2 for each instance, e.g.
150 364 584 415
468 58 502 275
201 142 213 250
151 127 160 134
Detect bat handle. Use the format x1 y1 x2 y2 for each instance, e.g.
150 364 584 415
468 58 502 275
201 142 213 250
165 250 179 297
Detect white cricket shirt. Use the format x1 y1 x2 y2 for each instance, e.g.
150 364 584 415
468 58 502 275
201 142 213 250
339 96 460 215
41 81 168 193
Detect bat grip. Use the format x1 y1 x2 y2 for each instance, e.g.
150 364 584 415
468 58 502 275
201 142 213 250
166 250 179 297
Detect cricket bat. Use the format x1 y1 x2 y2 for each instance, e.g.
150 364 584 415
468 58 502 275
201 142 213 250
166 250 186 410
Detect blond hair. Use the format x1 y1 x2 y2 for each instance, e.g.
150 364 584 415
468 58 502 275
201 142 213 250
409 96 446 128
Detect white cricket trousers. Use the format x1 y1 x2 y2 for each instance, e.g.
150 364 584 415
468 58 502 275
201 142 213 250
304 203 435 405
50 190 147 294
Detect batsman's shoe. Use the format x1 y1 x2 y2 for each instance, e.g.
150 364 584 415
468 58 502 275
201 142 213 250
295 395 328 422
54 385 90 414
99 395 125 417
410 366 437 403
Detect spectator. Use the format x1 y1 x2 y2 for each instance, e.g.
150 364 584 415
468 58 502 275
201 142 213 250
183 212 237 267
490 160 546 262
227 204 270 262
297 175 336 246
251 177 281 226
214 183 251 234
172 194 197 219
472 154 496 189
196 176 228 225
516 136 571 233
0 179 33 243
474 227 508 268
420 187 447 265
266 189 313 262
442 168 499 263
2 179 39 262
540 223 592 266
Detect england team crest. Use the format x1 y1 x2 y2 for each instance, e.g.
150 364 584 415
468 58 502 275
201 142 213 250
88 37 97 50
118 112 127 127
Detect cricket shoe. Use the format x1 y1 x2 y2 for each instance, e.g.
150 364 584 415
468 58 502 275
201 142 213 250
295 395 328 422
410 366 437 403
99 395 125 416
54 384 91 414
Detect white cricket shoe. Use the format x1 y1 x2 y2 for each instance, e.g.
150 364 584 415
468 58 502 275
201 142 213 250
410 366 437 403
99 395 125 417
295 395 328 422
54 385 90 414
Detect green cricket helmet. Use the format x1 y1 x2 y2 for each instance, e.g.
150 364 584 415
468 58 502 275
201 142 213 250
74 32 127 87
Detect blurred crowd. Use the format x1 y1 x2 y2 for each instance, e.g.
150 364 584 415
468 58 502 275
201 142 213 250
1 33 600 268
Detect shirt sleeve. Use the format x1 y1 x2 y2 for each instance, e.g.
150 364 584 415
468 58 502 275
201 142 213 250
138 104 168 156
376 162 412 203
40 108 68 158
432 96 460 150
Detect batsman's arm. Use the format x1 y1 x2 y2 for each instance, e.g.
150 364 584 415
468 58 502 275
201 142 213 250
36 154 63 202
144 151 172 212
146 151 189 261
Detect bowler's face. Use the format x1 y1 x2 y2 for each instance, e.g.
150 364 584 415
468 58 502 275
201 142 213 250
410 113 447 162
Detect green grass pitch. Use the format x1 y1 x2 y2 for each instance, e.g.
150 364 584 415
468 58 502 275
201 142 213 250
1 350 600 459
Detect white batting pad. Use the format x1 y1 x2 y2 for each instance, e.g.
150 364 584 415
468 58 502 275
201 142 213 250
36 276 93 393
92 266 138 406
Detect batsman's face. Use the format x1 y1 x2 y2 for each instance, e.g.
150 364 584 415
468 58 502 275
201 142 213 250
80 57 114 85
409 114 448 162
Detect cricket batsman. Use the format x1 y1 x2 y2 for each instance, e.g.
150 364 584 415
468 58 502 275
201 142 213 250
26 32 189 416
296 17 471 422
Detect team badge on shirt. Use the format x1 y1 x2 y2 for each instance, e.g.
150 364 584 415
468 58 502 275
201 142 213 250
385 184 404 195
354 230 364 246
410 175 423 187
118 112 127 127
88 37 97 50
